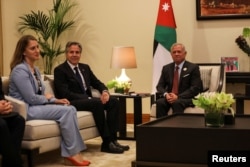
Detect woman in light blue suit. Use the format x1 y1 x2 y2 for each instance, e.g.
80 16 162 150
9 35 90 166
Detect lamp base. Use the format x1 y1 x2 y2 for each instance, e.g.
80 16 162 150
117 68 131 83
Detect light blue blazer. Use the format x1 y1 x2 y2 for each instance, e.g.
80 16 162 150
9 61 56 105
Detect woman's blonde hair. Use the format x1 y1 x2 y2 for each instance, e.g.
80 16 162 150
10 35 37 71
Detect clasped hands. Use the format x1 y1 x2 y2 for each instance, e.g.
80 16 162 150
165 93 178 104
0 100 13 115
100 91 110 104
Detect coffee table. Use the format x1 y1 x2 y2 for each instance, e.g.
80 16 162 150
132 113 250 166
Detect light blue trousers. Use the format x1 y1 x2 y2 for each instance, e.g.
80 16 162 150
26 104 86 157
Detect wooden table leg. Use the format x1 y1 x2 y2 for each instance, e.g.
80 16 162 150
118 97 127 138
236 99 244 114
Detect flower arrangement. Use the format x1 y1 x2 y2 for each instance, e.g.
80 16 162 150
106 78 132 94
193 92 235 127
192 92 235 115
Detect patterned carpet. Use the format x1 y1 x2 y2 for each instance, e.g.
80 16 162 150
23 125 135 167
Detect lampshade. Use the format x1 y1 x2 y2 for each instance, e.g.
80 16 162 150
111 46 137 69
110 46 137 84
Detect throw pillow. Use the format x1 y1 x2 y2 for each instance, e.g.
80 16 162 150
200 68 212 92
1 76 10 95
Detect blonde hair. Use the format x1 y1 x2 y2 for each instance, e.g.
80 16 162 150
10 35 37 71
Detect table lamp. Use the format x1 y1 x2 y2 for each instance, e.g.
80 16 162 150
111 46 137 83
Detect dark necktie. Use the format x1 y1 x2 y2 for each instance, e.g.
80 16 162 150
74 67 85 93
172 66 179 94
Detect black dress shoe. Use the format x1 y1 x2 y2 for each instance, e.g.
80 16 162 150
101 142 124 154
113 140 130 151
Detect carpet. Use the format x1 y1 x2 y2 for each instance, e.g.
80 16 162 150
23 125 135 167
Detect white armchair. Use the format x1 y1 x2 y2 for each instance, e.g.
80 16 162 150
150 63 225 120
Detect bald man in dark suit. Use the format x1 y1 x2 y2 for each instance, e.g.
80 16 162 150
156 43 203 118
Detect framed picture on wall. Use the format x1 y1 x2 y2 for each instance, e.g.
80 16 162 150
196 0 250 20
221 57 239 72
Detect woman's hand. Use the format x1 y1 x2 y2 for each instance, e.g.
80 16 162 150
45 93 54 100
0 100 13 114
54 99 70 105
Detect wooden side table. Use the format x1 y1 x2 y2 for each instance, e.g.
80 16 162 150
233 93 250 114
111 93 154 140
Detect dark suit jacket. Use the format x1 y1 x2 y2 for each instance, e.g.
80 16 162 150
54 61 107 101
0 77 4 100
156 61 203 99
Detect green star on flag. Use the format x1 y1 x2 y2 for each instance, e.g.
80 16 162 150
152 0 177 93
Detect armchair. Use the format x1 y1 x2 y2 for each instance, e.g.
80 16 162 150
150 63 225 120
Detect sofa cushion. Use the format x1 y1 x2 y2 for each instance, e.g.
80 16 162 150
43 80 55 95
200 68 212 92
77 111 96 129
1 76 9 95
23 111 96 140
23 120 59 140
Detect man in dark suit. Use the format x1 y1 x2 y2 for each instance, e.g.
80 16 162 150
156 43 203 118
0 77 25 167
53 41 129 154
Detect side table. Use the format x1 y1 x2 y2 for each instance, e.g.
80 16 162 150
111 93 154 140
233 93 250 114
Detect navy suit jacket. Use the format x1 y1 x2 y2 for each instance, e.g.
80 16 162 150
0 77 4 100
54 61 107 100
156 61 203 99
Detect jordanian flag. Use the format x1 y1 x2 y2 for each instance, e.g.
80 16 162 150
152 0 176 93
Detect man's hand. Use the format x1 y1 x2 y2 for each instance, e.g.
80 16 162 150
100 91 110 104
0 100 13 115
166 93 178 104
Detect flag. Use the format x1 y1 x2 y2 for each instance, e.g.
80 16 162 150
152 0 177 93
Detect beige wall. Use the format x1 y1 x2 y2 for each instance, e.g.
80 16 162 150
1 0 249 114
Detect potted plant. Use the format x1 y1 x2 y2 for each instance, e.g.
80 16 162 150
192 92 235 127
106 78 132 94
235 27 250 56
18 0 78 74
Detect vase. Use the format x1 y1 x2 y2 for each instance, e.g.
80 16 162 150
114 87 124 94
204 110 224 127
114 87 130 94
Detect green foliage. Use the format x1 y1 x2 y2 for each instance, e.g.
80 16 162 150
18 0 77 74
106 78 132 90
243 27 250 38
235 27 250 56
192 92 235 115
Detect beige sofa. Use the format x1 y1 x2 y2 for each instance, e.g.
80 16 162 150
150 63 225 120
1 75 100 167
